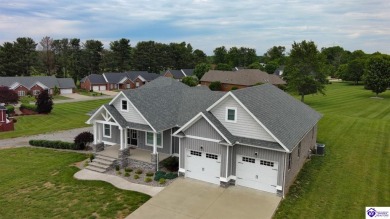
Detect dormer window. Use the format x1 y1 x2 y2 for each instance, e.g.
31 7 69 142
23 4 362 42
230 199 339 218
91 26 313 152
121 99 128 111
226 107 237 122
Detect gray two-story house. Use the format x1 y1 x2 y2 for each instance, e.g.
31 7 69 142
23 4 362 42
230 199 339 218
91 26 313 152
86 77 321 196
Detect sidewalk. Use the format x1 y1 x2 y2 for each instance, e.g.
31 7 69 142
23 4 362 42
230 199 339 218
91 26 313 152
74 169 164 197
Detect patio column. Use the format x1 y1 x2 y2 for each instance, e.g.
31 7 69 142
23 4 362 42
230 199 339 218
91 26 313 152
124 128 128 149
93 122 97 144
153 132 157 154
119 127 124 150
151 132 159 171
98 124 102 143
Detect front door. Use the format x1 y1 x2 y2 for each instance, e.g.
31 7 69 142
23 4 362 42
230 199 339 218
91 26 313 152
127 129 138 146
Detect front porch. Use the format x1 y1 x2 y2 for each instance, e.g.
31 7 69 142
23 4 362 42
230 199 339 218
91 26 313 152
97 144 170 163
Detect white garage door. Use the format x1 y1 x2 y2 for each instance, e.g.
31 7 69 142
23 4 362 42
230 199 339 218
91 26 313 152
60 88 73 94
236 155 278 193
99 85 106 91
92 86 99 91
185 150 221 185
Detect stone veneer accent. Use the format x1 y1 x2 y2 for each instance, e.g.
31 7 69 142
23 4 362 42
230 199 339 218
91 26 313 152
151 153 158 171
128 159 155 171
93 143 104 152
117 148 130 168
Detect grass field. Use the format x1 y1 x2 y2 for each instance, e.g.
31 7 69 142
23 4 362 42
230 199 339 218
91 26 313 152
274 82 390 218
0 147 150 218
0 99 109 139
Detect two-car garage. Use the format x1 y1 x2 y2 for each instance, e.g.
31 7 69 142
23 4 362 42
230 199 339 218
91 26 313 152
92 85 106 91
185 150 221 185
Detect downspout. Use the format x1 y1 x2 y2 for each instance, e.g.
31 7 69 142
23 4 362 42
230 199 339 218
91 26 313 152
282 152 287 198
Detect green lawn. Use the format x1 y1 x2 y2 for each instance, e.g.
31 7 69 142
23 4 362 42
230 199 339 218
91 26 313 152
274 82 390 218
0 99 109 139
20 95 72 104
77 89 105 97
0 147 150 218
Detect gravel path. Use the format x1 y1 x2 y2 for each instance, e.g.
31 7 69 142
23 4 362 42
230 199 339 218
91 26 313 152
0 127 92 148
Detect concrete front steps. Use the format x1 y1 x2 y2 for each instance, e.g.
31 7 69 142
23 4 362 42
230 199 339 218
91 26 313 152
86 154 117 173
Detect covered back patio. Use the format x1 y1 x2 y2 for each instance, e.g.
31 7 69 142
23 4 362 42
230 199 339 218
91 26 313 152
98 144 170 163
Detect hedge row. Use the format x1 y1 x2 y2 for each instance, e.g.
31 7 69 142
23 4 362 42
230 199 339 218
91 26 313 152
5 105 14 114
29 139 81 150
20 103 37 112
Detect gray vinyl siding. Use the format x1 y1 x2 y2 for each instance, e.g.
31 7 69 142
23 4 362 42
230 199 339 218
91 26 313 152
172 127 180 154
184 118 223 140
112 94 148 125
100 123 120 144
137 130 171 154
179 138 227 178
233 144 285 186
210 95 275 142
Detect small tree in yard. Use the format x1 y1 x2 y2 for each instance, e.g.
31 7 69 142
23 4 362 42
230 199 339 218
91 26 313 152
0 86 19 104
209 81 222 91
364 55 390 97
181 76 198 87
74 132 94 150
36 89 53 114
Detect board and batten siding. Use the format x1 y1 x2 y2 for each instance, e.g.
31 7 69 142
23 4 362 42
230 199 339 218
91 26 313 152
137 130 171 154
180 138 227 178
233 144 285 186
98 123 120 144
210 95 275 142
172 127 180 154
112 95 148 125
184 118 223 140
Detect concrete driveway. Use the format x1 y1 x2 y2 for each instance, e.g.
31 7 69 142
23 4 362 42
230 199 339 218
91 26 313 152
128 178 281 219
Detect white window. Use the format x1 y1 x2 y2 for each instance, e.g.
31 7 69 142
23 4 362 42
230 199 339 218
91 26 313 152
226 107 237 122
18 91 25 96
121 99 128 111
110 84 114 89
33 90 40 96
136 82 140 87
145 132 162 147
126 84 130 89
103 124 111 137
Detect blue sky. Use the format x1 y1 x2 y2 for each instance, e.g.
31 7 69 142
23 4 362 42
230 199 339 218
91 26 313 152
0 0 389 55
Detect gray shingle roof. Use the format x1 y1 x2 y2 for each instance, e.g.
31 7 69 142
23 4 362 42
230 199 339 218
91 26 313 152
201 69 286 85
121 77 224 132
166 70 185 79
0 76 75 89
182 69 194 76
104 72 127 83
57 78 76 88
87 74 106 84
231 84 322 150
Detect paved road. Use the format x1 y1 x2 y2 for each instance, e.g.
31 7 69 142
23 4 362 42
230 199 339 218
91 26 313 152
54 93 114 104
0 127 92 148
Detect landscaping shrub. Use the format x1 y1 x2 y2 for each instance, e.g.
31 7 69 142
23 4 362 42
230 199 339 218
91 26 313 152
88 154 94 162
36 90 53 114
0 86 19 104
144 177 152 183
5 105 15 114
159 178 166 185
209 81 222 91
74 132 94 150
154 171 167 181
134 174 140 179
29 139 78 150
116 171 122 175
125 167 133 172
146 171 154 177
135 169 143 174
231 86 238 90
161 157 179 171
115 165 120 171
165 172 178 180
124 172 130 177
20 103 37 112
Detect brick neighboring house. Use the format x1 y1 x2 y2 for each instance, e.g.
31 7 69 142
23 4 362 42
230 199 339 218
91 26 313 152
200 69 286 91
163 69 194 80
0 76 76 96
0 105 14 132
80 71 160 91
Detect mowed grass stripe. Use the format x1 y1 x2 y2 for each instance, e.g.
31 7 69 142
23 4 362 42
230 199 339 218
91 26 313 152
0 99 109 139
275 83 390 219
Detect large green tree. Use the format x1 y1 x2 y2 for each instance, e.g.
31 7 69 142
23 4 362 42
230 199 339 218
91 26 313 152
321 46 350 77
39 36 55 75
83 40 104 74
110 38 132 71
264 46 286 65
343 59 366 85
285 40 327 102
193 63 210 79
13 37 38 76
0 42 18 76
181 76 199 87
364 55 390 96
213 46 228 64
227 47 257 67
193 49 208 65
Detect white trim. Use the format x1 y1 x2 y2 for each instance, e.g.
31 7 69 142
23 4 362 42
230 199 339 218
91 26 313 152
145 131 163 148
181 69 187 76
170 128 173 155
220 177 228 182
86 105 105 124
228 175 237 181
201 113 232 145
29 81 48 90
207 92 289 152
109 92 156 132
178 138 181 172
102 140 116 145
137 75 146 82
185 135 221 143
103 124 111 138
120 98 129 112
225 107 237 123
226 145 229 179
236 141 287 153
179 168 185 173
86 105 122 129
172 153 179 157
102 73 109 83
10 82 20 90
119 76 132 84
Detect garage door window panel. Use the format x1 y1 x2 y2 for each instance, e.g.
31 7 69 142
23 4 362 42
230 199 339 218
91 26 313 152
206 153 218 160
242 157 255 163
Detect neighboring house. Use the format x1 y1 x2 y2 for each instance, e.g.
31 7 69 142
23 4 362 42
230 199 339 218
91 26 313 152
200 69 286 91
80 71 160 91
0 76 76 96
163 69 194 80
274 65 285 77
0 104 14 132
86 77 321 196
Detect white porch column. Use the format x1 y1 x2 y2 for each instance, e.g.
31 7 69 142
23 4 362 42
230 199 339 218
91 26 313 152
119 127 124 150
124 128 128 149
153 132 157 154
93 122 97 144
